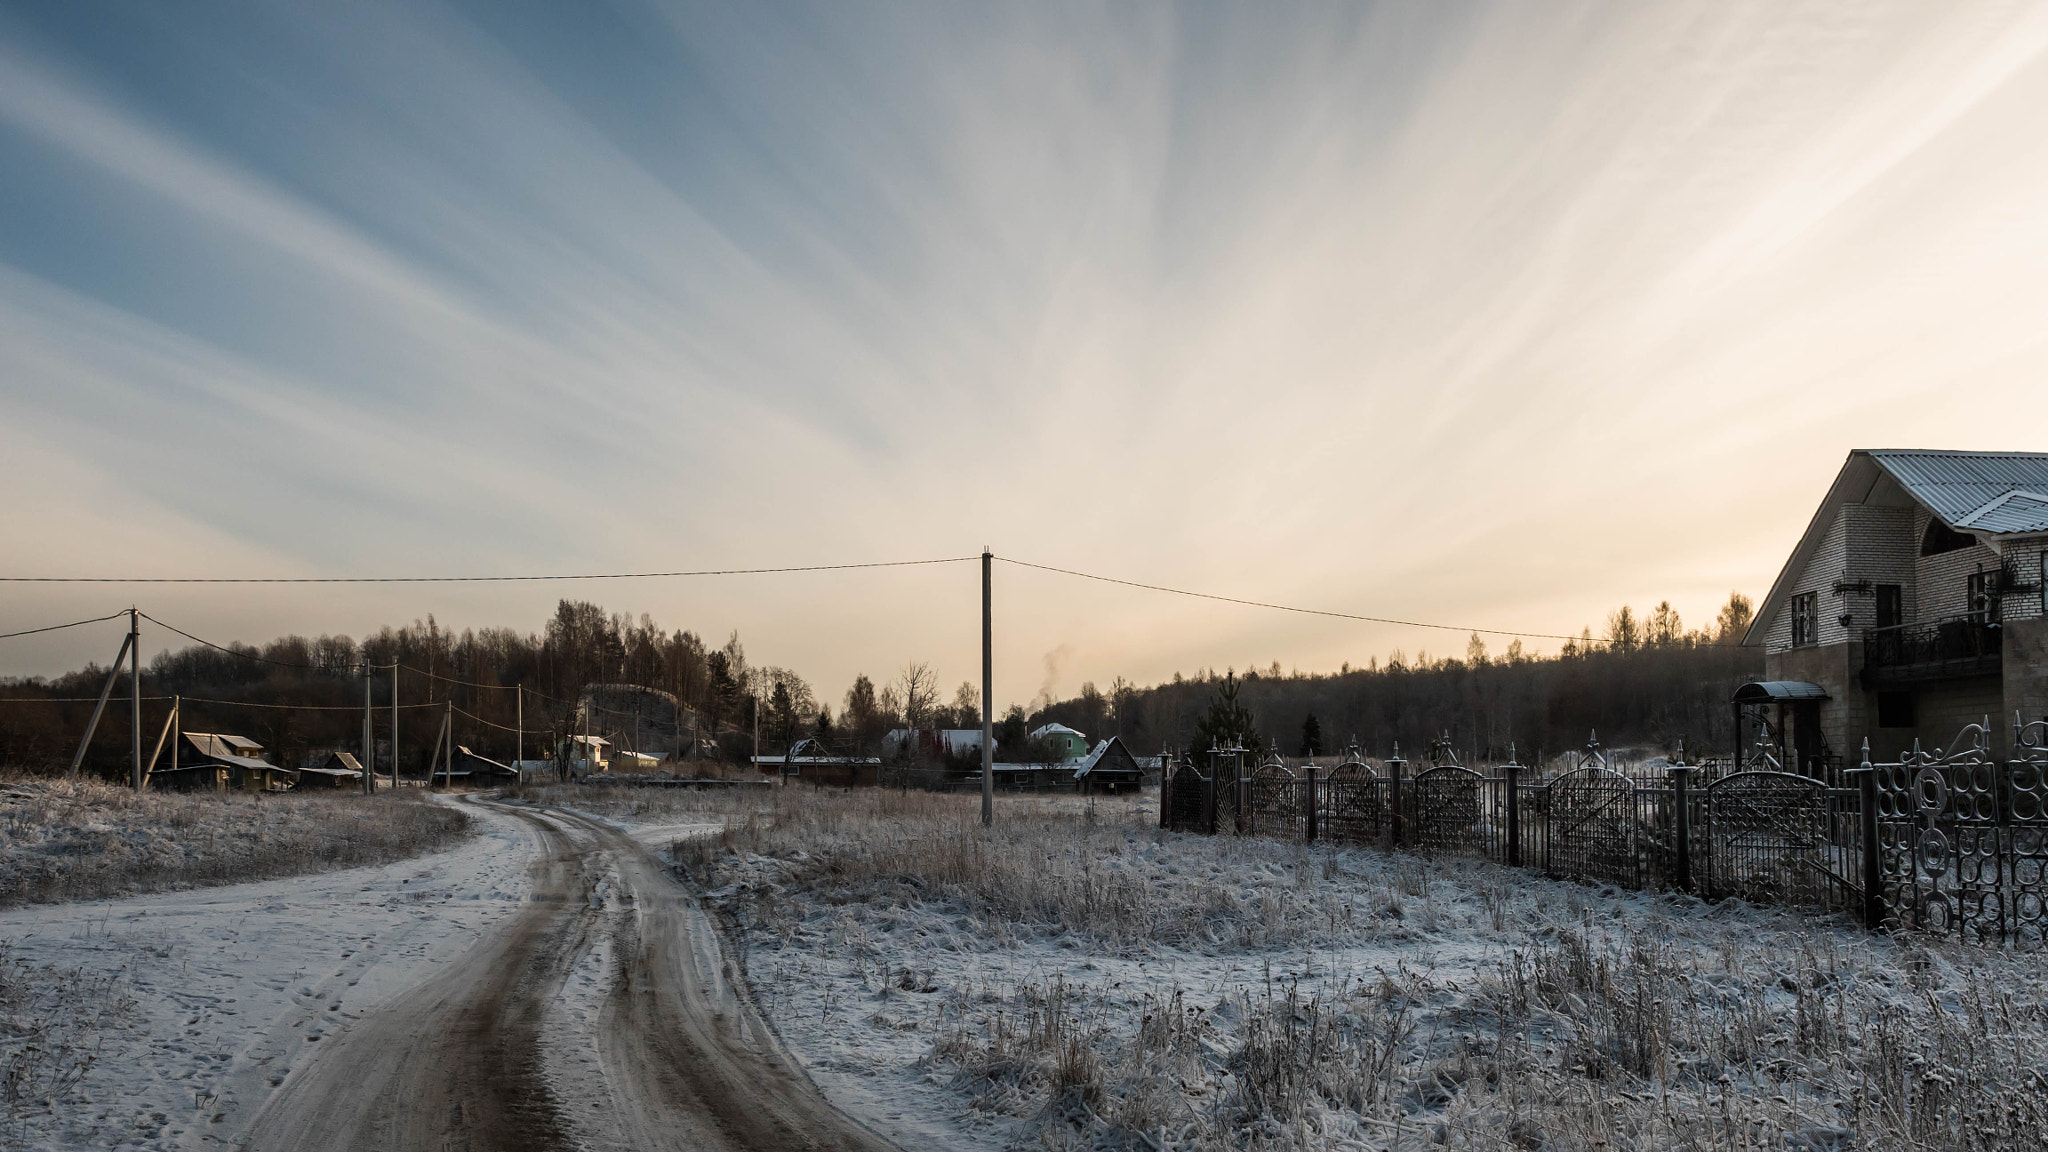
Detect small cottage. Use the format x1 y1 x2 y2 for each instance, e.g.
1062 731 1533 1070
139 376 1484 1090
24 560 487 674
179 732 296 792
1072 737 1144 794
297 751 364 789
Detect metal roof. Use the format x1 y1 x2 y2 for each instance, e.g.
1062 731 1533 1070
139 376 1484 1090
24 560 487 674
1731 681 1830 704
1867 450 2048 534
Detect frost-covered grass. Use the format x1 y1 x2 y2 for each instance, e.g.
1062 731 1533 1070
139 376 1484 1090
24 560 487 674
1 943 134 1136
582 783 2048 1152
0 772 472 908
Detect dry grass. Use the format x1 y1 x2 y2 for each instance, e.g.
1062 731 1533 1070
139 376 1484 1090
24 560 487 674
558 781 2048 1152
1 942 135 1133
0 772 472 908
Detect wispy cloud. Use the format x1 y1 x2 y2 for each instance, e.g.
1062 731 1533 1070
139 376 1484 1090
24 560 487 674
3 1 2047 699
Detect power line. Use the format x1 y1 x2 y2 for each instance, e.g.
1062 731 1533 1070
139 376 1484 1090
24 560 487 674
995 557 1608 644
0 610 129 640
0 556 980 583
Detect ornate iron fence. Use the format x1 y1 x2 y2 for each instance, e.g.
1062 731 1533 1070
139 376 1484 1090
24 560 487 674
1872 721 2048 943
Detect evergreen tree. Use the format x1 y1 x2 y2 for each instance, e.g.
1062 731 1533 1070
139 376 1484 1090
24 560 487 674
1299 711 1324 756
1192 672 1260 755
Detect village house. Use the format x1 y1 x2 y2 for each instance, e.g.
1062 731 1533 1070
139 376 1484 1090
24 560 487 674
155 732 296 791
1029 723 1090 760
1745 449 2048 773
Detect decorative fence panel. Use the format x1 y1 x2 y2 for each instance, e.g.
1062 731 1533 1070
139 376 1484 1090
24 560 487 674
1702 771 1854 913
1873 722 2048 944
1544 767 1638 887
1410 766 1498 860
1244 767 1309 840
1320 768 1390 848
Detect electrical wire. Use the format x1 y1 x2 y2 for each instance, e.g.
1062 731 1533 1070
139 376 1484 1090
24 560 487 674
0 556 980 583
994 557 1608 644
138 613 337 670
0 610 129 640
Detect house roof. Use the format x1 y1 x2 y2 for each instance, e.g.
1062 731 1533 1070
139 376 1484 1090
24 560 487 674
1073 737 1142 777
323 752 364 773
1865 450 2048 530
1030 723 1084 740
1744 450 2048 645
185 732 268 760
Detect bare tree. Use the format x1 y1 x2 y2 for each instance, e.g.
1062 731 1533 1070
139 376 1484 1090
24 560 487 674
950 681 979 728
895 662 939 732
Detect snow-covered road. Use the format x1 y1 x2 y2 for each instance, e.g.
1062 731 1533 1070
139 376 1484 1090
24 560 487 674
2 795 538 1151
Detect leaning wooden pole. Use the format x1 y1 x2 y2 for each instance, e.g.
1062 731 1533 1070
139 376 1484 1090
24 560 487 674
68 631 134 780
362 663 374 796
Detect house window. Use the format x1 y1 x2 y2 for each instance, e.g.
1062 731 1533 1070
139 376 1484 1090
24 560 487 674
1967 570 2001 624
1877 691 1916 728
1875 584 1903 629
1791 592 1818 647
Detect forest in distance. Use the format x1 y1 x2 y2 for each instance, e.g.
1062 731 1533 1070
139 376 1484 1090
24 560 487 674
0 594 1762 778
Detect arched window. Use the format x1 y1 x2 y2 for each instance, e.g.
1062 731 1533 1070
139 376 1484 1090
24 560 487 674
1920 520 1977 557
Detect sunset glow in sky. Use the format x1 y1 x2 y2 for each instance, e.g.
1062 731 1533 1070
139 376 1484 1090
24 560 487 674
5 1 2048 706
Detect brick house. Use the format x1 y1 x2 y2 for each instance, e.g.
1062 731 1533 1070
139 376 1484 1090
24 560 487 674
1744 449 2048 774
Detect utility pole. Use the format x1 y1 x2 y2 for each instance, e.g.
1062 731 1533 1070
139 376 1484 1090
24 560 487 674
516 688 524 767
982 548 993 826
390 663 399 789
362 663 373 796
69 629 135 780
444 699 453 788
129 608 142 790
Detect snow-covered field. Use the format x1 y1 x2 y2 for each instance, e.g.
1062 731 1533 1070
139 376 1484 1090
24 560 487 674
585 784 2048 1152
0 795 533 1151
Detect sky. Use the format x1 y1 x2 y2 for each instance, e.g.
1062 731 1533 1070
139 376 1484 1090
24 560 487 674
4 0 2048 710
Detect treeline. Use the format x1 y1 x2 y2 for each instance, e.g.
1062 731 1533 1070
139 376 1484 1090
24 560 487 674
1025 594 1764 767
2 592 1764 779
0 601 839 777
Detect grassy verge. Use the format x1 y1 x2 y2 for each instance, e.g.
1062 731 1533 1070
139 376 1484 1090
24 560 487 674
0 773 472 908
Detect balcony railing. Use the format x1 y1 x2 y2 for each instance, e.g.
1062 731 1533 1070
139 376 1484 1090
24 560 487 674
1862 614 2002 687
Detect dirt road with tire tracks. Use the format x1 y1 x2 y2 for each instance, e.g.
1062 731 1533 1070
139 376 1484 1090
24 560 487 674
237 796 897 1152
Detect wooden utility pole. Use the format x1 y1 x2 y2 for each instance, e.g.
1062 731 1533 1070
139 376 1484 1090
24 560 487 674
443 699 453 788
981 549 994 826
516 688 524 767
362 664 374 795
129 608 142 790
390 664 399 789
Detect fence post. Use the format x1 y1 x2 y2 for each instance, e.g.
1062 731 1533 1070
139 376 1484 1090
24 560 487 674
1505 747 1521 868
1852 739 1884 931
1304 759 1318 844
1668 763 1694 894
1204 750 1219 836
1388 744 1407 849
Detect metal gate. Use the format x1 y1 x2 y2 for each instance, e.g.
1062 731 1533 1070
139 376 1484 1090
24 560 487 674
1411 765 1491 858
1164 758 1211 834
1320 755 1384 846
1244 760 1307 840
1874 721 2048 943
1545 766 1638 887
1705 770 1845 910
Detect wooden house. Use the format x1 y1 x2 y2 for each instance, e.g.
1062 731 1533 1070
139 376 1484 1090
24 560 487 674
1746 449 2048 771
178 732 296 791
1072 737 1144 794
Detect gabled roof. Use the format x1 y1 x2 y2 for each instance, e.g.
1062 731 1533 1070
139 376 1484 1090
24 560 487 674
1073 736 1142 778
1745 450 2048 645
1030 723 1084 740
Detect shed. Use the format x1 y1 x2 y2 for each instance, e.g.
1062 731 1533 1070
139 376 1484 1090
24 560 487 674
451 746 520 783
297 751 365 789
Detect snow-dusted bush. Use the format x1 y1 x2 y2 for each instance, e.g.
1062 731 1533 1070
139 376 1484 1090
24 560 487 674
0 774 471 907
